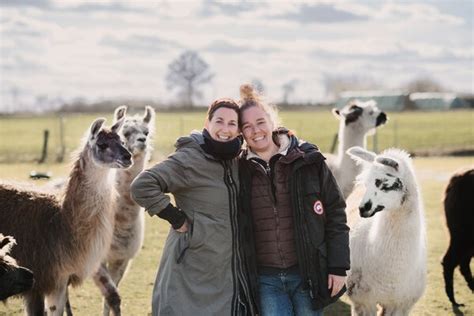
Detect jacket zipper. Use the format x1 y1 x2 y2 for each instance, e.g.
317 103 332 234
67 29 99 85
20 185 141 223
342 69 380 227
254 159 286 267
223 160 255 315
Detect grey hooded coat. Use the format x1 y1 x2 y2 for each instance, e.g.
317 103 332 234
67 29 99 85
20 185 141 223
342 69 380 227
131 131 252 316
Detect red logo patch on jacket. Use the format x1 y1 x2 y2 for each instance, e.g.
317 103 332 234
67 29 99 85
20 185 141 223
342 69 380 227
313 200 324 215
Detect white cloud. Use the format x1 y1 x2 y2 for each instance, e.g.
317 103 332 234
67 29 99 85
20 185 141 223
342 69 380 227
0 0 472 111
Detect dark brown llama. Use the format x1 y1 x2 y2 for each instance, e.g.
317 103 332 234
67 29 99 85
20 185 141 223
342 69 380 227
442 168 474 307
0 117 132 315
0 234 34 301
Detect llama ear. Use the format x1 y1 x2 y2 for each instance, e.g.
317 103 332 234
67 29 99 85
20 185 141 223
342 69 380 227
347 146 376 164
332 108 341 119
376 156 399 171
90 118 106 138
114 105 127 122
111 116 125 133
143 105 155 124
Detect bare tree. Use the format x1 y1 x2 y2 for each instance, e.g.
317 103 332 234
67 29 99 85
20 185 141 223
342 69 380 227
166 50 214 107
404 77 445 93
282 79 298 104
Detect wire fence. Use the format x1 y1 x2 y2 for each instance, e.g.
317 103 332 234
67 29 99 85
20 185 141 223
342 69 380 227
0 110 473 164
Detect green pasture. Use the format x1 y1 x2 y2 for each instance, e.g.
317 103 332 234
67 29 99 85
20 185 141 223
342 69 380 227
0 110 473 163
0 110 473 314
0 155 473 315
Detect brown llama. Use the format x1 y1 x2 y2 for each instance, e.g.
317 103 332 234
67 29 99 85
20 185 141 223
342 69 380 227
442 167 474 307
0 233 34 301
92 105 155 316
0 117 132 315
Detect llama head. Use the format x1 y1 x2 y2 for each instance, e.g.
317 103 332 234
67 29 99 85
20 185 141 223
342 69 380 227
87 118 132 169
0 234 34 301
114 105 155 156
348 146 410 218
332 100 387 134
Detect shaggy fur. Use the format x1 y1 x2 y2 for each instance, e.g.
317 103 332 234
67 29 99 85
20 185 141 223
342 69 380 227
93 105 155 316
345 147 426 316
0 118 131 315
442 168 474 307
326 100 387 198
0 234 34 301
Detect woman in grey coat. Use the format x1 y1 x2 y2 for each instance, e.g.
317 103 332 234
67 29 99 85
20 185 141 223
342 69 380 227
131 99 254 316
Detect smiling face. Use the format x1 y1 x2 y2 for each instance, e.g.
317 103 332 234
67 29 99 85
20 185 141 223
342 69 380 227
241 105 275 155
205 107 239 142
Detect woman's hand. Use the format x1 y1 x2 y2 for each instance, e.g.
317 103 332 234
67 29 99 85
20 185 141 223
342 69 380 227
328 274 346 297
175 220 189 233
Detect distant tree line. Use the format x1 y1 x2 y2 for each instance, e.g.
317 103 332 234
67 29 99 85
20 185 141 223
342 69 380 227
2 48 455 114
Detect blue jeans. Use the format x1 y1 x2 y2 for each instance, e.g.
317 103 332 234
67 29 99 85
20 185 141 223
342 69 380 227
258 271 324 316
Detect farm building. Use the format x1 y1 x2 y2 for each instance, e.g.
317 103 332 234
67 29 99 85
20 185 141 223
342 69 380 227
410 93 469 110
335 91 410 111
336 91 472 111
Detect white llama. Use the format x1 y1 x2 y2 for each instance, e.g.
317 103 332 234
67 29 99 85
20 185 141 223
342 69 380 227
93 105 155 316
344 146 426 316
326 100 387 198
0 118 131 315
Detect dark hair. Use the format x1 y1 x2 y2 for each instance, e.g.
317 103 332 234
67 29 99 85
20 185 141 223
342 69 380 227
207 98 240 121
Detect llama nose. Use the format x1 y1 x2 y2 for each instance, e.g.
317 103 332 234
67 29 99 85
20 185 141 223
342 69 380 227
137 137 146 143
376 112 387 126
359 201 372 215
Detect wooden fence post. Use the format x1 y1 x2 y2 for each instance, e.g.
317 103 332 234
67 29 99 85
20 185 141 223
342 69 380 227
373 133 378 153
56 114 66 162
330 133 338 153
394 119 399 148
38 129 49 164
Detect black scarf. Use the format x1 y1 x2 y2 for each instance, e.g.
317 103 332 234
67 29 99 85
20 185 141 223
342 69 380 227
201 129 242 160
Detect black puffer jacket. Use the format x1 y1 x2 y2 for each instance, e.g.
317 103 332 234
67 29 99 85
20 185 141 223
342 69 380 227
238 131 350 312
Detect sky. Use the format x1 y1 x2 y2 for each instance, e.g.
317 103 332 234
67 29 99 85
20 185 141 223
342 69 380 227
0 0 473 112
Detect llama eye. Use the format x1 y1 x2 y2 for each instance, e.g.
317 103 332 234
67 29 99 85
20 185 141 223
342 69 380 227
98 143 108 150
144 131 149 136
375 179 382 187
123 132 131 138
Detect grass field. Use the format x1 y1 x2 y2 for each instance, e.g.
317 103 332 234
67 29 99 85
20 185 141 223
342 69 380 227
0 110 473 315
0 156 473 316
0 109 473 163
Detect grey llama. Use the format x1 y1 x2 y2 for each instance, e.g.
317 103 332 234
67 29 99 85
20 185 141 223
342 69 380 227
0 118 131 315
93 105 155 316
